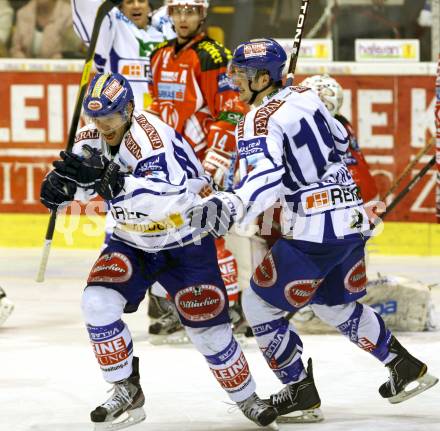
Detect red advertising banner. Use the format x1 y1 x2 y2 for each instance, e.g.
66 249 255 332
0 65 437 222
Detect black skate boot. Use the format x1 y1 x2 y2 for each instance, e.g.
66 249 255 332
237 392 278 428
0 286 14 326
379 336 438 404
148 304 187 344
147 291 173 319
91 356 146 430
267 358 323 423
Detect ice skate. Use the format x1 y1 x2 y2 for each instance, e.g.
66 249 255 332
147 291 173 320
379 336 438 404
91 357 146 430
237 392 278 428
148 305 188 345
267 358 324 423
0 286 14 326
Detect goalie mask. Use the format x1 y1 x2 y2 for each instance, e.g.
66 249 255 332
228 38 287 104
300 74 343 116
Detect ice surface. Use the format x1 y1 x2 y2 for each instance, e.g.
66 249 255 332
0 248 439 431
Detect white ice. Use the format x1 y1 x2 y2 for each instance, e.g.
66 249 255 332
0 248 439 431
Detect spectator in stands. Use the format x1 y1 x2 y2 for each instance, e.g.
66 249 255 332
10 0 81 58
0 0 13 57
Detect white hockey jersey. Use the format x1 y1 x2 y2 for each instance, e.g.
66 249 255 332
73 111 211 251
71 0 165 110
234 86 370 243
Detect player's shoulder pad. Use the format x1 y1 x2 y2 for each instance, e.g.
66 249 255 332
195 36 232 71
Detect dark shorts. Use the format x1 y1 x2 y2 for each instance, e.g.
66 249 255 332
250 238 367 312
86 235 229 328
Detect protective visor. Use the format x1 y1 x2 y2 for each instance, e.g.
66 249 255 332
84 111 129 135
226 62 258 82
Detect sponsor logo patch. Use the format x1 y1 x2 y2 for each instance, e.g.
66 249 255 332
358 337 376 352
103 78 124 102
284 279 323 308
134 153 167 177
135 115 164 149
175 285 225 322
344 259 367 293
254 99 285 135
93 337 129 366
124 132 142 160
252 250 277 287
74 129 100 143
158 82 186 101
87 252 132 283
87 100 102 111
238 137 266 158
210 352 250 389
244 42 267 58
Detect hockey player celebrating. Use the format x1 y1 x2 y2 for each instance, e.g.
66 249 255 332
188 39 438 422
147 0 245 337
71 0 167 111
300 74 378 203
39 73 277 430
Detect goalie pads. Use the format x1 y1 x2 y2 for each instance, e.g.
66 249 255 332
291 275 436 333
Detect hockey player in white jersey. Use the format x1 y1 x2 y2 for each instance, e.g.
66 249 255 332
188 39 438 423
40 73 277 430
71 0 167 111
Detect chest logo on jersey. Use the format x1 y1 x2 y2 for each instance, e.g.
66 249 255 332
254 100 285 136
284 279 324 308
135 115 164 149
74 129 100 143
238 137 266 158
119 59 150 81
134 153 167 177
124 132 142 160
158 83 186 101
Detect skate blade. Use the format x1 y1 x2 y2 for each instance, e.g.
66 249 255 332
94 407 146 431
276 407 324 423
388 373 439 404
148 331 190 345
267 420 279 430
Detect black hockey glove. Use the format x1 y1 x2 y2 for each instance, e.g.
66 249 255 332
187 194 239 238
95 161 125 200
53 144 109 188
40 171 77 211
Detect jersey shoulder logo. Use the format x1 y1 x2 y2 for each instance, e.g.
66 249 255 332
253 100 285 136
124 132 142 160
135 115 164 150
74 129 100 143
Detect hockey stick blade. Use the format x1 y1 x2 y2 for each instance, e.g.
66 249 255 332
36 0 122 283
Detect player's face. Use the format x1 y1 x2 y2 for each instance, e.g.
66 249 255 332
121 0 150 29
170 6 203 41
93 113 129 146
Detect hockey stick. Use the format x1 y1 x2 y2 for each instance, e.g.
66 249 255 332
380 138 435 201
380 155 436 220
285 0 311 86
283 156 436 322
36 0 122 283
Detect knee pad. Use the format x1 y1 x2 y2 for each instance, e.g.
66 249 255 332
185 323 232 355
310 302 356 326
81 285 127 326
241 287 284 327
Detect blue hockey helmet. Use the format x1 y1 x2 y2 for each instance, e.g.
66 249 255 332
229 38 287 83
83 73 134 119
